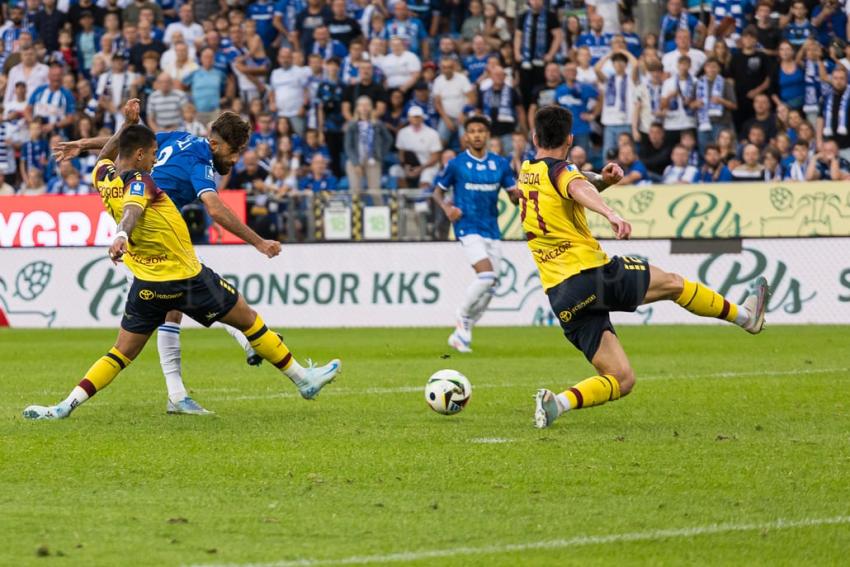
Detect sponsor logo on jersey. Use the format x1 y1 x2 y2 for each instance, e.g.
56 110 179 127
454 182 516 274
139 289 154 300
559 293 597 322
533 242 571 263
129 181 145 196
465 182 500 192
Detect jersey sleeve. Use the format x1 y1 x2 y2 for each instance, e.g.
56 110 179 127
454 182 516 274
549 161 586 200
190 159 218 197
500 158 516 190
91 158 115 189
123 172 159 211
436 160 455 190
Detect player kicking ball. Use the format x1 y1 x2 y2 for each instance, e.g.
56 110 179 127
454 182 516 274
23 101 340 421
517 106 768 429
55 112 282 415
432 116 518 353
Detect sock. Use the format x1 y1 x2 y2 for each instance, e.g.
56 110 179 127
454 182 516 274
560 374 621 410
675 279 743 324
157 322 187 403
470 287 495 323
215 321 257 357
459 271 496 331
70 347 132 411
243 315 306 383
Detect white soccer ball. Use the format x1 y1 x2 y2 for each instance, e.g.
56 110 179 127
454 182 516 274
425 369 472 415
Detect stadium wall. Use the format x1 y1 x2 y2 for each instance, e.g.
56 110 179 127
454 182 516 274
1 239 848 328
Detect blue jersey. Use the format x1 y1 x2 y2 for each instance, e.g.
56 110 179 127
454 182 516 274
436 150 516 239
152 131 218 209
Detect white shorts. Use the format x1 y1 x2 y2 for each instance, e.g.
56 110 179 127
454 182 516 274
459 234 502 268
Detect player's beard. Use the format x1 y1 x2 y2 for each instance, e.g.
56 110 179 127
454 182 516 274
212 152 233 175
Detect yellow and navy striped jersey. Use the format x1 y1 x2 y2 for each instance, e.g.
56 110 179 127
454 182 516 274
516 158 609 291
93 159 202 282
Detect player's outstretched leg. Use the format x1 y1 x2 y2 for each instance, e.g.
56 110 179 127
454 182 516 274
534 331 634 429
644 266 769 334
219 297 340 400
23 330 150 420
449 255 497 353
214 321 262 366
157 310 212 416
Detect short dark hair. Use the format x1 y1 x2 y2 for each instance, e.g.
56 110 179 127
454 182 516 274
612 52 628 65
211 111 250 151
793 140 809 150
119 124 157 156
704 144 719 153
464 114 491 131
534 105 573 149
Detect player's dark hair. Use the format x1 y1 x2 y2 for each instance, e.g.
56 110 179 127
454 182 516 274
464 115 491 132
534 105 573 149
119 124 157 156
211 111 251 151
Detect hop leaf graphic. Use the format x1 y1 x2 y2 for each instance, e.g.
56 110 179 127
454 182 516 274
629 190 654 214
770 186 793 211
14 261 52 301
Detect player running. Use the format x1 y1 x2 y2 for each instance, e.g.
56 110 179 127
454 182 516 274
520 105 768 429
432 116 517 353
23 102 340 421
55 113 280 415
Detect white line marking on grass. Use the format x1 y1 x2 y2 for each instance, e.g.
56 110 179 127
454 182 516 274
192 515 850 567
469 437 514 444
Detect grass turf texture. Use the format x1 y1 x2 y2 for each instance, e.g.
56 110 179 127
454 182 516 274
1 326 849 566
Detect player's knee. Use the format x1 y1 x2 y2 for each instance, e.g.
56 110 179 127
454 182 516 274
165 310 182 324
617 367 636 396
666 272 685 299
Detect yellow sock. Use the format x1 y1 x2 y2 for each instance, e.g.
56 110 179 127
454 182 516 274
244 315 298 375
78 347 131 396
560 374 620 410
675 279 738 322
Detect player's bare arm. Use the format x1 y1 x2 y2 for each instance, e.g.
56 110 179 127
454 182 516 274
431 184 462 222
109 204 144 264
200 191 282 258
567 177 631 239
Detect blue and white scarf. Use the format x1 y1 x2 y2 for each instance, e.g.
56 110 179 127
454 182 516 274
660 13 690 51
605 74 628 113
824 87 850 137
669 75 694 115
696 76 725 132
647 80 662 114
521 9 547 66
484 86 515 123
788 159 807 181
357 120 374 164
803 60 821 114
341 55 359 84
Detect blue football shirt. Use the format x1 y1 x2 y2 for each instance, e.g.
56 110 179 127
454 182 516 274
436 150 516 240
152 131 218 210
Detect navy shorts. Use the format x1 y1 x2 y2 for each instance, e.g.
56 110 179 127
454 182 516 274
547 256 650 362
122 265 239 334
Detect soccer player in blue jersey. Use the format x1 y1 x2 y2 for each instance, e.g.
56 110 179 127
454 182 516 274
54 112 283 415
432 115 518 353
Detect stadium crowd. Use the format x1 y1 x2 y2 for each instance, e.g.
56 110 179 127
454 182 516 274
1 0 850 237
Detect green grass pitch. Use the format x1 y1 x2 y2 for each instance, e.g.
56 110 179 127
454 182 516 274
1 326 849 566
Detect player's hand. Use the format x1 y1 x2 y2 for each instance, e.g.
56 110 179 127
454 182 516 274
601 162 624 186
123 98 141 124
109 236 127 264
606 213 631 240
255 239 282 258
52 140 82 162
445 206 462 222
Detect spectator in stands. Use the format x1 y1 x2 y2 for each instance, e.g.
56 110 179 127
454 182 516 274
75 10 103 76
179 103 207 137
784 1 814 49
569 145 592 172
34 0 66 54
661 29 705 76
696 144 734 182
4 45 48 107
632 60 665 148
396 106 441 188
480 1 511 51
433 58 474 147
163 41 199 84
377 36 421 95
693 57 737 153
19 120 49 189
49 162 90 194
312 25 347 61
464 35 492 85
130 20 167 73
576 14 610 66
123 0 163 28
659 0 704 53
597 52 635 160
528 62 563 129
731 143 765 181
477 65 524 153
461 0 484 47
662 144 699 184
514 0 562 107
617 142 650 185
730 27 771 127
385 1 429 59
344 96 392 194
182 47 227 126
146 73 187 132
640 122 673 177
327 0 363 46
586 0 621 35
269 46 310 135
784 140 810 181
807 139 850 180
95 52 136 129
298 128 331 168
26 64 76 137
228 149 269 192
771 41 805 112
754 1 781 56
298 153 339 192
818 66 850 160
342 60 388 123
762 146 785 181
556 61 598 154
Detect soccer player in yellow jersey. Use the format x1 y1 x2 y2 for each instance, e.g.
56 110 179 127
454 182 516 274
522 106 769 429
22 101 340 420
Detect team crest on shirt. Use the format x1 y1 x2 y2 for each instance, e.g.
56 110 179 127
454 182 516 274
466 162 472 169
487 160 496 170
129 181 145 196
205 165 215 180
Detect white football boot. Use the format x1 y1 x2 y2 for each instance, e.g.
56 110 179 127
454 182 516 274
742 276 770 334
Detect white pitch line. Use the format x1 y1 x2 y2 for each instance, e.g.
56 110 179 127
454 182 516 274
193 515 850 567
